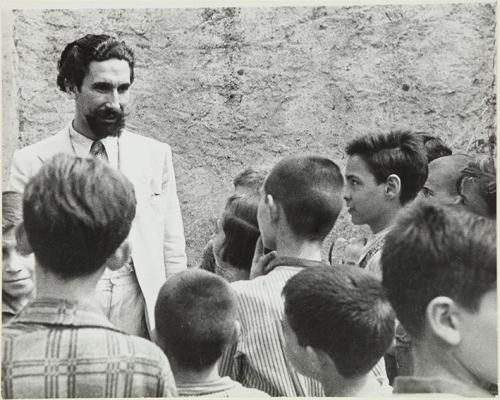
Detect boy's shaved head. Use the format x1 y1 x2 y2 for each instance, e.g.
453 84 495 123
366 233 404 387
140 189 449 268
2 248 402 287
154 269 238 370
262 155 344 242
422 154 473 201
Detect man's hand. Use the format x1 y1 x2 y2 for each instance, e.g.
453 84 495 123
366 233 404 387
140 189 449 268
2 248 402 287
249 236 277 279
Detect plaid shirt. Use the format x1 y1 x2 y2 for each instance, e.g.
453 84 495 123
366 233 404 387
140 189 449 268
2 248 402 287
2 298 177 398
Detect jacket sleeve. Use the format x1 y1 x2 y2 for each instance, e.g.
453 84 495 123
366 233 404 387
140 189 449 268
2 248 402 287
7 149 33 193
161 144 187 277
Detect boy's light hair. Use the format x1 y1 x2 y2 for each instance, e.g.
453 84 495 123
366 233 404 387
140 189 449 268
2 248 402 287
23 153 136 279
233 167 268 193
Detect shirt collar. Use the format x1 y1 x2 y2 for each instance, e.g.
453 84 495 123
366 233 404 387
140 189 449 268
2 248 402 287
68 121 119 168
14 298 122 332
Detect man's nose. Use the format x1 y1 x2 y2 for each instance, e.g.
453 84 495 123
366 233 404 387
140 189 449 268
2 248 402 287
106 90 120 110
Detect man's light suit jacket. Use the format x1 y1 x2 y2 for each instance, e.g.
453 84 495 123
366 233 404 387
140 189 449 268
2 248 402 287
7 125 187 329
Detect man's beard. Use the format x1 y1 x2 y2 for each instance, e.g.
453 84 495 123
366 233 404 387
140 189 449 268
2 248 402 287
86 106 126 139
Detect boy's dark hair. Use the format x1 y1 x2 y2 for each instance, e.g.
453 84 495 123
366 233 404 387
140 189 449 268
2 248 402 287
155 269 237 371
283 266 395 378
416 132 453 162
263 155 344 242
346 130 428 204
381 200 496 339
23 153 136 279
57 34 135 92
233 167 268 193
219 194 260 271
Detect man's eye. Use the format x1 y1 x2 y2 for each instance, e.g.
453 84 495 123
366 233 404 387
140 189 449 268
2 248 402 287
118 85 130 93
93 84 111 92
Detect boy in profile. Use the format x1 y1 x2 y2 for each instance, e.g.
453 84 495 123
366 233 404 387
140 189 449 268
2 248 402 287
282 265 395 396
344 130 428 276
154 269 268 397
382 201 496 396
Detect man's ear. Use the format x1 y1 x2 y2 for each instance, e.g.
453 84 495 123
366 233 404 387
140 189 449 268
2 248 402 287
105 241 132 271
385 174 402 200
426 296 461 346
266 194 280 222
64 81 78 98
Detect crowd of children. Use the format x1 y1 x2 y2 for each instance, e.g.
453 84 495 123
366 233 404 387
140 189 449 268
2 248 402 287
2 130 496 398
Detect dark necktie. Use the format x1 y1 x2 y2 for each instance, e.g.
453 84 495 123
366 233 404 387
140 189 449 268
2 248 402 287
89 140 109 162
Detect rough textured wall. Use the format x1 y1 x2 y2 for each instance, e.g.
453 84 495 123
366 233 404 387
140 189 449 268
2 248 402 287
4 4 496 266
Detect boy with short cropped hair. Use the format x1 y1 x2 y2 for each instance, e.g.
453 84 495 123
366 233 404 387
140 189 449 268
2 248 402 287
282 265 395 396
154 269 268 397
344 130 428 276
421 154 473 205
382 201 496 396
220 155 387 396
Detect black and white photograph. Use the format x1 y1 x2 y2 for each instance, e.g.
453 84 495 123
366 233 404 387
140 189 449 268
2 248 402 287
1 0 496 397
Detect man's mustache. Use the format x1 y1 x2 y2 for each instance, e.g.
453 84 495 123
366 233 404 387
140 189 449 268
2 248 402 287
96 107 125 121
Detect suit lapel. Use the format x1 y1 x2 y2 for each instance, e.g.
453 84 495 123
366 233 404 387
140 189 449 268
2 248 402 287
36 125 74 162
118 130 143 186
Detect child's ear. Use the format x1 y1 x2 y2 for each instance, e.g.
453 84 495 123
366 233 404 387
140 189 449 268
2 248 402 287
105 241 132 271
232 320 241 343
385 174 402 200
306 346 331 378
426 296 461 346
266 194 279 222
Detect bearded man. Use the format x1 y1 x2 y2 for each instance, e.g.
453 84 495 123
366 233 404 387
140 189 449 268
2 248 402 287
7 34 187 338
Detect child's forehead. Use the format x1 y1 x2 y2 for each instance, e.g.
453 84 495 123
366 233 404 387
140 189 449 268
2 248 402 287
2 227 17 243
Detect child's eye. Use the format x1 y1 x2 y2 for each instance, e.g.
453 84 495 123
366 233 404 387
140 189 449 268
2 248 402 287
15 245 31 257
421 187 434 198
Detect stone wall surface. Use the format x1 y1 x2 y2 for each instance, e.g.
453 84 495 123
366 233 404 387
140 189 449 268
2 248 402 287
3 4 496 266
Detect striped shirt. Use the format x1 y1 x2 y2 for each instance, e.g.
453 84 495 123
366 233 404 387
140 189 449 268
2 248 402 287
2 298 177 398
219 257 388 396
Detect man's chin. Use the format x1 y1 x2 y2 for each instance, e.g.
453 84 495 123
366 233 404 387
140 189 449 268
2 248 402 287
91 123 125 139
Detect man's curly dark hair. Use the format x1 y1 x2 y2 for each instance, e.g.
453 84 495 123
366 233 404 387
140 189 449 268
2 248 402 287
57 34 135 93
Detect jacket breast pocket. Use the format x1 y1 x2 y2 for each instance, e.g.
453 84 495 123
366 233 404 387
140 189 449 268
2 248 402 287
148 192 166 216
